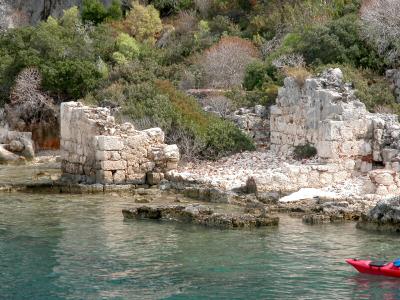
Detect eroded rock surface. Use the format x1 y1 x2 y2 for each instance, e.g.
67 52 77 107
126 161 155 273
122 204 279 229
357 196 400 233
0 0 113 29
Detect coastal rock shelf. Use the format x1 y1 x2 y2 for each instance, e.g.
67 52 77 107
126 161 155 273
357 196 400 233
122 204 279 229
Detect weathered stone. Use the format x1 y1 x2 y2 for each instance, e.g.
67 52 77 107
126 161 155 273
122 204 279 229
9 140 24 152
101 160 127 171
96 136 124 151
60 102 180 185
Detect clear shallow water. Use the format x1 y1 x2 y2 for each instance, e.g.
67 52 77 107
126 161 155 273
1 193 400 300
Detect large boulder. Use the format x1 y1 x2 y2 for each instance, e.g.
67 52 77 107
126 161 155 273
357 196 400 233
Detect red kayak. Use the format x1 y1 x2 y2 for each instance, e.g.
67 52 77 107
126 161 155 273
346 259 400 278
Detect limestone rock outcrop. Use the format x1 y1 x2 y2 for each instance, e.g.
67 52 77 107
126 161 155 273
61 102 180 185
122 204 279 229
357 196 400 232
0 0 113 29
0 128 35 163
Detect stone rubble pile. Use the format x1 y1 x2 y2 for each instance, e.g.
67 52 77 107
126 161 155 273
0 128 35 162
61 102 180 185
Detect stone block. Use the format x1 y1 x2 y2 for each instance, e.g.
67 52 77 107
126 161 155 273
147 172 164 185
96 151 111 161
317 141 339 159
96 136 124 151
113 170 126 184
96 170 113 184
101 160 127 171
164 144 180 162
382 148 399 163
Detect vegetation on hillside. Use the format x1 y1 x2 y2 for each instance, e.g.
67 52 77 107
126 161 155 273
0 0 398 159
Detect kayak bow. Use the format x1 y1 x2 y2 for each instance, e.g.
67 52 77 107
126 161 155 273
346 259 400 278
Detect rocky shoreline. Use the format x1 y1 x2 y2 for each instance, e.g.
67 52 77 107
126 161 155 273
122 204 279 229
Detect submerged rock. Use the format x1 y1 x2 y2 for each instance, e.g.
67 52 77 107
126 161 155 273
357 196 400 233
122 204 279 229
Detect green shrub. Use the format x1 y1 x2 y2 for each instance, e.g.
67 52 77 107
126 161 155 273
123 2 163 44
41 59 101 99
293 15 384 71
150 0 193 16
107 0 123 21
113 33 140 63
82 0 108 24
0 7 113 101
204 118 255 158
293 144 317 160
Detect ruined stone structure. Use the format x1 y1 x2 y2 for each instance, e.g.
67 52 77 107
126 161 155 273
228 105 269 149
60 102 180 185
267 68 400 195
386 69 400 103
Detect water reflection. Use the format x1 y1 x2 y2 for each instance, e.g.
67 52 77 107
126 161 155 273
1 192 400 299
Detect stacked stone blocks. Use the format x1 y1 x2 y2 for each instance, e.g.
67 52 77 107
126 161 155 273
61 102 180 185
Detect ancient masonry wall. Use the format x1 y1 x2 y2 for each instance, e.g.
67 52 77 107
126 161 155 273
268 68 400 195
60 102 180 185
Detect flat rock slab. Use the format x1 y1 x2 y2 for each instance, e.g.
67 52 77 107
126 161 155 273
279 188 338 203
122 204 279 229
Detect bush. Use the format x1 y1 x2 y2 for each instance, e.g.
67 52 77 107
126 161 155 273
293 144 317 160
204 119 255 158
293 15 384 71
151 0 193 16
361 0 400 68
82 0 123 24
113 33 140 63
123 2 163 44
41 59 101 99
0 7 113 101
200 36 259 88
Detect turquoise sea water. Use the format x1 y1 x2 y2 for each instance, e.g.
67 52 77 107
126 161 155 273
1 192 400 300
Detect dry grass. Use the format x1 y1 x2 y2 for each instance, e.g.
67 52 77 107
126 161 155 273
282 66 311 88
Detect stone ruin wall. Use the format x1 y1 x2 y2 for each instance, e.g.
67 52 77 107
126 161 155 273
268 68 400 195
60 102 180 185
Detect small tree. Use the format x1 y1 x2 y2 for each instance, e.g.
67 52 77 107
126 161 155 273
82 0 108 24
108 0 123 20
200 36 259 88
123 2 163 44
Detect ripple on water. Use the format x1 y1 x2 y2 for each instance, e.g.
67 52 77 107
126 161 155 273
1 193 400 299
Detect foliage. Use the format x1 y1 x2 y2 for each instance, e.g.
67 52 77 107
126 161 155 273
150 0 193 16
82 0 108 24
82 0 123 24
0 7 111 101
200 36 259 88
293 144 317 160
113 33 140 64
292 15 384 70
361 0 400 68
123 2 163 44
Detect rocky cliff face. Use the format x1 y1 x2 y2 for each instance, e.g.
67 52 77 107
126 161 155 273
0 0 112 29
